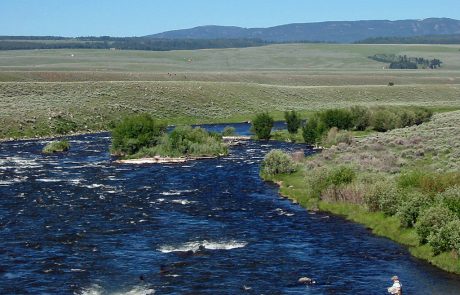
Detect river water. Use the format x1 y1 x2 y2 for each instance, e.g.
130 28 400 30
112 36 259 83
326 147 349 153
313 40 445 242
0 124 459 294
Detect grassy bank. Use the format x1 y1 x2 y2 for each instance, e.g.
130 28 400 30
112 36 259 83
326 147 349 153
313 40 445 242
263 111 460 274
1 81 460 140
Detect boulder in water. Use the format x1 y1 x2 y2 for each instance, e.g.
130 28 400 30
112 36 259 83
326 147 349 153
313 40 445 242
298 277 315 284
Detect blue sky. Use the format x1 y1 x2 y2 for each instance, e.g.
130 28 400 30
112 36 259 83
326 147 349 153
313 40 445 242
1 0 460 36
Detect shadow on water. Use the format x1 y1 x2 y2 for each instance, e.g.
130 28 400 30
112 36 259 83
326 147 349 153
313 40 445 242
0 123 459 294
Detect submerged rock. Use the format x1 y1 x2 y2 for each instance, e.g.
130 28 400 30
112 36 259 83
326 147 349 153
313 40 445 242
298 277 315 284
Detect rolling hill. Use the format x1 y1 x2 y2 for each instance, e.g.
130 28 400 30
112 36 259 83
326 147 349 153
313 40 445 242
147 18 460 43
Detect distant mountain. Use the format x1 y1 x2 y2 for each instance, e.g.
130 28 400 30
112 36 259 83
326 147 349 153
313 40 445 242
147 18 460 43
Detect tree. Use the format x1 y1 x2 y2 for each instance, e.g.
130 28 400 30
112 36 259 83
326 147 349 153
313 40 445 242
252 113 274 140
284 110 302 134
302 116 319 145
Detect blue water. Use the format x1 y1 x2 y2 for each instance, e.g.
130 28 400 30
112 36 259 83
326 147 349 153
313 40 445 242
0 124 459 294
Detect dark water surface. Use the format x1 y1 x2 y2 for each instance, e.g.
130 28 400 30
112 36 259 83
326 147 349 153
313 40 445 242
0 125 459 294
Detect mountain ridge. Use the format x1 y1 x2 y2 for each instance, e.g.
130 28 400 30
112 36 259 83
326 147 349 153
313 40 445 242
147 18 460 43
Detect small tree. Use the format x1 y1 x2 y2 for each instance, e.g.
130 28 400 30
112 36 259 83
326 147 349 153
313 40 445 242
302 116 326 146
302 117 318 145
252 113 274 140
284 110 302 134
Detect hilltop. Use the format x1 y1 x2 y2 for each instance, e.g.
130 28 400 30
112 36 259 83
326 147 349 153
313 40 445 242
148 18 460 43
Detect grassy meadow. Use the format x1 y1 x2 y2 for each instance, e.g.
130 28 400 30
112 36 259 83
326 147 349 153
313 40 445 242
0 43 460 138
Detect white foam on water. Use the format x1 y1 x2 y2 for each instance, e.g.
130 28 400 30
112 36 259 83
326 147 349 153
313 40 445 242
78 284 155 295
0 177 27 186
68 178 84 185
159 189 198 196
158 240 247 253
171 199 195 205
83 184 105 189
0 157 42 169
36 178 63 183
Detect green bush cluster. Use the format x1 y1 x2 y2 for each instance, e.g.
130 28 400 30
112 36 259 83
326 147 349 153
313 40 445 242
136 126 228 158
42 140 70 154
306 165 356 199
111 113 227 158
111 113 167 156
371 107 433 132
300 106 432 146
306 165 460 256
261 149 297 176
252 113 274 140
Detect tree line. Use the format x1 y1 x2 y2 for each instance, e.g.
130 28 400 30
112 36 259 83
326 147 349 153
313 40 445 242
0 37 272 51
369 54 442 69
356 34 460 44
251 106 433 145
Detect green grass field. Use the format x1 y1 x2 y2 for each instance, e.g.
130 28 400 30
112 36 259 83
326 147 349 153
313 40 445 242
0 43 459 138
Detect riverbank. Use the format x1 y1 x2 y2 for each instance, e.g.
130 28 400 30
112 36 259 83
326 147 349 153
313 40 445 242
263 111 460 275
267 172 460 274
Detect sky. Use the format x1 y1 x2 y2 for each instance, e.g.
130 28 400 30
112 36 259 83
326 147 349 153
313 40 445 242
1 0 460 37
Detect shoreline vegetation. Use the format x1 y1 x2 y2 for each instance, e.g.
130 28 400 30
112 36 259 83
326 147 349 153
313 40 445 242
110 114 229 162
261 110 460 274
42 140 70 154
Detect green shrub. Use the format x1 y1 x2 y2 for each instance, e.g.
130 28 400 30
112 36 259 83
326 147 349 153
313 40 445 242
397 192 433 227
306 167 331 199
415 206 456 245
377 183 402 216
438 186 460 218
362 177 401 214
284 110 302 134
398 109 417 127
398 170 460 194
428 219 460 255
111 113 167 156
42 140 70 154
319 109 354 130
398 170 425 189
133 126 228 158
222 126 236 136
53 117 78 135
413 107 433 125
252 113 274 140
350 106 371 131
327 166 356 186
261 150 296 176
371 109 399 132
324 127 353 147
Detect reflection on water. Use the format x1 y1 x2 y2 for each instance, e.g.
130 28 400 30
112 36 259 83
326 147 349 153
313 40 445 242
0 125 459 294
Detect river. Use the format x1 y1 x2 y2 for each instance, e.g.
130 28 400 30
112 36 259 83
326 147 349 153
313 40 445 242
0 124 459 294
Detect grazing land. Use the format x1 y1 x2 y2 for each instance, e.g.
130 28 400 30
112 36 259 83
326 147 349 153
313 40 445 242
0 43 460 139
